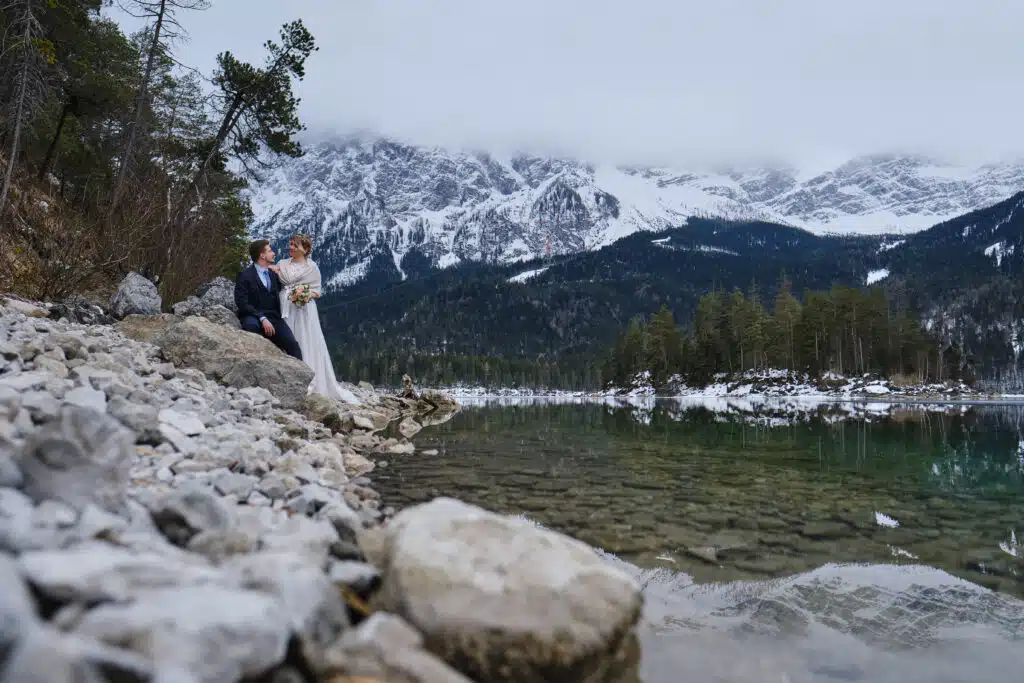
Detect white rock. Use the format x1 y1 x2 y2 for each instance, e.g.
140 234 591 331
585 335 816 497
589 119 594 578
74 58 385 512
158 408 206 436
372 498 643 683
73 585 290 683
18 541 229 603
63 386 107 413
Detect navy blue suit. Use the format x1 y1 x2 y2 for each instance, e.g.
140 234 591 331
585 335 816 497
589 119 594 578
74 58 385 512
234 264 302 360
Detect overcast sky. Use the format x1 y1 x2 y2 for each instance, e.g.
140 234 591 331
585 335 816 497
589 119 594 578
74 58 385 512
108 0 1024 168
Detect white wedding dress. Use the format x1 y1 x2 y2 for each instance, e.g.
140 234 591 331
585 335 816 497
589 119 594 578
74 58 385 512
277 258 360 405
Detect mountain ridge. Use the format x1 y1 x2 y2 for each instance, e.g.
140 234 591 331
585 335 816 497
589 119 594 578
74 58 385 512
245 135 1024 292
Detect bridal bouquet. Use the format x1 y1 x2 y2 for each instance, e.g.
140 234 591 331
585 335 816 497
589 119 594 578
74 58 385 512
288 284 314 307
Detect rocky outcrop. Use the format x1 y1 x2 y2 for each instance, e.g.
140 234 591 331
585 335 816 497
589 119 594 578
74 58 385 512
110 272 162 319
365 497 643 683
151 317 314 410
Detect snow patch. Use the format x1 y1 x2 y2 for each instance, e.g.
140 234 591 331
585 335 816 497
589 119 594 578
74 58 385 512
875 512 900 528
984 241 1014 268
865 268 890 285
508 267 549 284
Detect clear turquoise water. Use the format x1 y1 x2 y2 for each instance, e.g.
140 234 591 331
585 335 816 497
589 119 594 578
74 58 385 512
374 398 1024 682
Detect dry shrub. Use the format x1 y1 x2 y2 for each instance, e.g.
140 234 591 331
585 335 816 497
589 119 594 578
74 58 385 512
1 166 246 308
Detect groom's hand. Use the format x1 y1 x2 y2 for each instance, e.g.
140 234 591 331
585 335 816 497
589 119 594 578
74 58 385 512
261 318 276 337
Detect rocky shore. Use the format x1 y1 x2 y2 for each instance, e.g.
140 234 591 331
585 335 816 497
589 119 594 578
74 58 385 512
0 284 644 683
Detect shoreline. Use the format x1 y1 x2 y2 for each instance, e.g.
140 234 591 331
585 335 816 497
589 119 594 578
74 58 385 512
444 391 1024 406
0 293 646 683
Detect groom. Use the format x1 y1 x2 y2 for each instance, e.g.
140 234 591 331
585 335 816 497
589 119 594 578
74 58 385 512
234 239 303 360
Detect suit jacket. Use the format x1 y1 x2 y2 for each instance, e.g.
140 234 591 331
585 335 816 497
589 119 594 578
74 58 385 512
234 264 284 321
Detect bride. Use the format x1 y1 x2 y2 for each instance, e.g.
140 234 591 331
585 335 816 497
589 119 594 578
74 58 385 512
270 234 360 405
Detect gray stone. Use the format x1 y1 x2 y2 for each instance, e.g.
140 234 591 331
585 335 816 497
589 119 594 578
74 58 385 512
328 559 380 598
158 423 196 454
34 499 78 528
322 612 475 683
17 405 135 513
225 552 350 674
158 408 205 436
186 528 259 562
63 387 107 414
212 471 257 499
172 297 239 329
18 541 226 603
238 386 273 404
0 488 50 553
352 414 376 431
149 489 231 546
0 452 22 488
0 341 19 360
197 276 236 312
0 371 49 392
398 416 423 438
110 273 162 319
370 498 643 683
0 625 154 683
73 585 291 683
20 391 62 422
273 454 318 484
52 333 90 361
257 473 289 500
235 506 339 564
1 297 48 318
0 552 37 648
107 395 162 444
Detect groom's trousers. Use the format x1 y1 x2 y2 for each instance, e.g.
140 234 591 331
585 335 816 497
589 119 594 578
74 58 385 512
240 315 303 360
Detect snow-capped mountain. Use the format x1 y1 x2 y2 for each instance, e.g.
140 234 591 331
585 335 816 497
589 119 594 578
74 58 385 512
246 135 1024 290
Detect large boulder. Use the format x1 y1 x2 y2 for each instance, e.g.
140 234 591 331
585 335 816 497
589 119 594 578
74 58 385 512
365 498 643 683
151 317 314 410
109 272 161 319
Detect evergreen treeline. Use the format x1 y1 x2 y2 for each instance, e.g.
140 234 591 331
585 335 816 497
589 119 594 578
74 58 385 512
601 283 967 390
0 1 316 302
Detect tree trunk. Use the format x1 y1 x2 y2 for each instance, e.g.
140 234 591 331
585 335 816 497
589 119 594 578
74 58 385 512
0 8 33 216
108 0 168 225
38 98 74 181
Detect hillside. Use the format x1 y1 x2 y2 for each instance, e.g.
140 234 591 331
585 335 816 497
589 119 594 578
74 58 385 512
314 193 1024 389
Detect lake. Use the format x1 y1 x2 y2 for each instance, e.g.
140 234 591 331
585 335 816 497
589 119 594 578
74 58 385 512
373 397 1024 682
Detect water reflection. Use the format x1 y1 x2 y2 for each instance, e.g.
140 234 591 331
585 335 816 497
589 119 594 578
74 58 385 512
375 398 1024 598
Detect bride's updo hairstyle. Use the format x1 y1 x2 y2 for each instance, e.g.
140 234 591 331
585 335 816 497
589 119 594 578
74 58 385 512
291 234 313 256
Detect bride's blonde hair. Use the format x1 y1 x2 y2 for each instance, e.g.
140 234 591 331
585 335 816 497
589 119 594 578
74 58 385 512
290 234 313 256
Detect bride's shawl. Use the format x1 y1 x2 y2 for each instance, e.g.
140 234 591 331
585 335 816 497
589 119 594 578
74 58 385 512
277 258 322 319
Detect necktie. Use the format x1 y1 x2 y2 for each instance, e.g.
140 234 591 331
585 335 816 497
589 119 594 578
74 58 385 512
261 270 270 289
